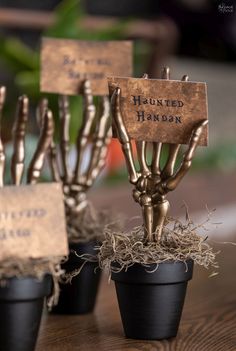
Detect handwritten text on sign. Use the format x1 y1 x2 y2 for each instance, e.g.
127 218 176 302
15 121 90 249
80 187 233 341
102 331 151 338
40 38 133 96
0 183 68 260
108 77 208 145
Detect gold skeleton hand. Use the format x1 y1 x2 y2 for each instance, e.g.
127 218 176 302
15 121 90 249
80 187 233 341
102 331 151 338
111 67 208 242
38 80 111 216
0 87 54 187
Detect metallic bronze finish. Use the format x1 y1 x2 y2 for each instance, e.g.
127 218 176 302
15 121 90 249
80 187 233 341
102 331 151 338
59 95 71 183
11 95 28 185
85 95 110 188
73 80 96 185
111 87 138 185
37 98 60 182
47 80 111 216
89 126 112 185
111 67 208 242
0 91 54 188
27 109 54 184
0 86 6 187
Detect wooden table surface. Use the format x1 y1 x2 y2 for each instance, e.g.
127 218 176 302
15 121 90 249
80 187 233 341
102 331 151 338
37 174 236 351
36 243 236 351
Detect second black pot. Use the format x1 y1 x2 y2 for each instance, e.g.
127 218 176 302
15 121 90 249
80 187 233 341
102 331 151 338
51 241 101 314
112 260 193 340
0 274 52 351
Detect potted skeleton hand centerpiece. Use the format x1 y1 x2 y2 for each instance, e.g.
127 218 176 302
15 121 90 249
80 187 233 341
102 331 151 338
40 80 112 314
0 87 60 351
98 68 217 340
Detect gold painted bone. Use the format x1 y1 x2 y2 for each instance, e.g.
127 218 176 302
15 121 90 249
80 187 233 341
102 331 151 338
111 68 208 242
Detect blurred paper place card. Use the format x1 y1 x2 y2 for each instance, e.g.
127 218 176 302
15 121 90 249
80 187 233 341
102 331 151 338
108 77 208 145
0 183 68 260
40 38 133 96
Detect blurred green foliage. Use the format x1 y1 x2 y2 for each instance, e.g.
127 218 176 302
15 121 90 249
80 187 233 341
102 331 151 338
0 0 129 143
0 0 235 181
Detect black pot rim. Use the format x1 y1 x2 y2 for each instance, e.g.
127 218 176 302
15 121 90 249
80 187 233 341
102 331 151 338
111 259 194 285
67 241 99 264
0 274 52 301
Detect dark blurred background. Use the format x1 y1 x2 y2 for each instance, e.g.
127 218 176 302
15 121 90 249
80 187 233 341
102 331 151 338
0 0 235 192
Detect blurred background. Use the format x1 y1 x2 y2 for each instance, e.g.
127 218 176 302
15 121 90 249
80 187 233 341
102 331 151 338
0 0 235 231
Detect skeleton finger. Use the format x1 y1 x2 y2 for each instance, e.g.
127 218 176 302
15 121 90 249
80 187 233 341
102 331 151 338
136 75 150 176
48 141 61 182
161 75 189 180
136 141 150 176
161 144 180 180
162 120 208 192
0 87 6 187
182 74 189 82
151 67 170 176
85 95 111 187
59 95 71 183
27 109 54 184
36 98 48 128
151 142 162 175
73 80 96 185
111 87 138 184
37 98 60 182
87 127 112 187
11 95 28 185
161 66 170 80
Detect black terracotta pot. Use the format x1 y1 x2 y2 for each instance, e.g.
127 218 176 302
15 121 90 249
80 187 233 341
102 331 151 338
51 241 101 314
112 260 193 340
0 274 52 351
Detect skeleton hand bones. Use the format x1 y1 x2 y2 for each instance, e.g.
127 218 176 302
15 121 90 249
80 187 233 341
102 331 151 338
111 67 208 242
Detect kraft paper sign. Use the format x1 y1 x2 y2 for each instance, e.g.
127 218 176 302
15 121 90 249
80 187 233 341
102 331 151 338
40 38 133 96
0 183 68 260
108 77 208 145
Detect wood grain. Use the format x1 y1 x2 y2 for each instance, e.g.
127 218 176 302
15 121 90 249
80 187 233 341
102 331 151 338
36 242 236 350
108 76 208 146
36 173 236 351
41 38 133 96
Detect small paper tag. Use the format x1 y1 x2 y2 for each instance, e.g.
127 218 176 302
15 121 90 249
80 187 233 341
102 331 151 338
40 38 133 96
0 183 68 260
108 77 208 145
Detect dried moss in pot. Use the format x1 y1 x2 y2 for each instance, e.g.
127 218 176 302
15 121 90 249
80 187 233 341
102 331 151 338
97 218 218 340
66 202 118 244
98 218 218 273
104 67 213 340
